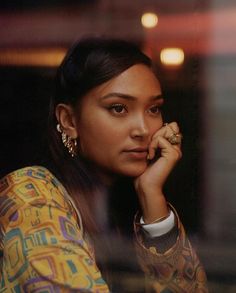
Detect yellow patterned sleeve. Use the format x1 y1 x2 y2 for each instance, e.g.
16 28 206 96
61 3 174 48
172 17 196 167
134 207 208 293
0 166 109 292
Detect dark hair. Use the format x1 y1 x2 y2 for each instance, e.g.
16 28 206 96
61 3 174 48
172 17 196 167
47 37 153 234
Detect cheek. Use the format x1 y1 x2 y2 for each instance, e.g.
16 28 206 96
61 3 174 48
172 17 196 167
78 121 120 156
150 117 163 136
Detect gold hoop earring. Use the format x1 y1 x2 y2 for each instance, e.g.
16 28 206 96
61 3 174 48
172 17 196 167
56 124 77 157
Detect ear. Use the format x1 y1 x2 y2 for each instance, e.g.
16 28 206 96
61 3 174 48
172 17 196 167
56 104 78 138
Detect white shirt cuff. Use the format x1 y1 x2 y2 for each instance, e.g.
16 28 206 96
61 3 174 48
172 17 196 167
140 210 175 237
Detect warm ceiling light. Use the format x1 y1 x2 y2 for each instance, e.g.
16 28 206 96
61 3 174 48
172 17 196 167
141 12 158 28
160 48 185 66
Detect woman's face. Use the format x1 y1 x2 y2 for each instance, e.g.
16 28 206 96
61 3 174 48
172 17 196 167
75 64 163 179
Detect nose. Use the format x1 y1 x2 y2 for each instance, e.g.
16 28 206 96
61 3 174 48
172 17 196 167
130 114 149 139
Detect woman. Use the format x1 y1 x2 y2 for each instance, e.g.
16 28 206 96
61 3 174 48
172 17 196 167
0 37 208 292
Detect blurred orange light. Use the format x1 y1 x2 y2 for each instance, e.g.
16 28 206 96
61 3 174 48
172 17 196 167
0 48 66 67
160 48 184 66
141 12 158 28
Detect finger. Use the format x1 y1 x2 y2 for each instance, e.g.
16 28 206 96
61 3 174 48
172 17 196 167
168 133 183 146
152 121 180 140
160 122 183 146
148 122 182 160
148 135 182 161
171 144 182 159
158 136 182 161
165 122 180 135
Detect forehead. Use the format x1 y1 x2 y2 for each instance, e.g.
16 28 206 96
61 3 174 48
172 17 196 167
85 64 161 100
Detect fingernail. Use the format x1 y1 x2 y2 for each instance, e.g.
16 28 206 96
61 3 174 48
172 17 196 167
147 154 150 160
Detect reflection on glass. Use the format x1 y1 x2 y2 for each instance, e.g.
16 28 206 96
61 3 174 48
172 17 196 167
141 12 158 28
160 48 184 66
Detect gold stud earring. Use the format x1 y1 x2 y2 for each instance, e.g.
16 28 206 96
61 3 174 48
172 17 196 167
56 124 77 157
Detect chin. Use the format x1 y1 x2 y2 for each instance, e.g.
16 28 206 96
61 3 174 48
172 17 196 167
119 163 147 178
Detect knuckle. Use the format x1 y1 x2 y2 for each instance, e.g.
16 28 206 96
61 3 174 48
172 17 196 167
170 121 179 132
170 148 182 160
170 121 178 127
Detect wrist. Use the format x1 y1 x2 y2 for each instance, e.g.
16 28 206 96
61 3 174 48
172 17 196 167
140 192 169 224
141 209 171 225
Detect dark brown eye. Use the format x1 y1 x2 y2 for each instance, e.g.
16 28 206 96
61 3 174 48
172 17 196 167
149 105 160 114
109 104 127 114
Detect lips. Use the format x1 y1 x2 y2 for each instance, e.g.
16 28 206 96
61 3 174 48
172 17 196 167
126 147 148 152
124 147 148 159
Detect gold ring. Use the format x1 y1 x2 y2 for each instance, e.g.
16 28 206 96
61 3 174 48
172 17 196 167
167 133 183 145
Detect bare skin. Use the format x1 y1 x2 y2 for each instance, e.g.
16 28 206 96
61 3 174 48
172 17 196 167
56 64 182 224
135 122 182 223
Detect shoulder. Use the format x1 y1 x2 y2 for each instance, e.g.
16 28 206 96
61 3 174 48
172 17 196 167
0 165 59 186
0 165 64 201
0 166 72 225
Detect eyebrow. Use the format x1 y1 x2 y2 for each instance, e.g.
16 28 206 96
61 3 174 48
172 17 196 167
100 92 163 101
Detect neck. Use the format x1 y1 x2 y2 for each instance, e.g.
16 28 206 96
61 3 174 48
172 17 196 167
79 156 120 189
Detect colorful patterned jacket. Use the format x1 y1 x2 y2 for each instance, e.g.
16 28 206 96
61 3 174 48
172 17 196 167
0 166 208 292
